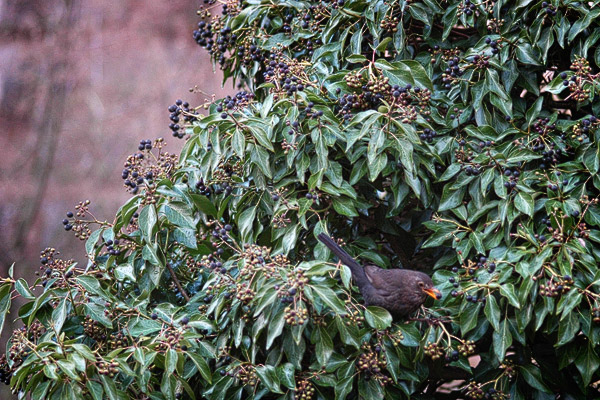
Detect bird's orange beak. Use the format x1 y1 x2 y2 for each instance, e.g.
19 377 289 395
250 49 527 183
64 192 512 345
423 287 442 300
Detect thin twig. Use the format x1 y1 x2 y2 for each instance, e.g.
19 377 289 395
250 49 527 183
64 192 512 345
167 263 190 301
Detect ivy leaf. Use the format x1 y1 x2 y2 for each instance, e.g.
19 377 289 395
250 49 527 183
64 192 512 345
278 363 296 390
485 69 509 100
0 283 12 335
15 279 35 300
438 185 466 211
237 206 256 242
493 320 512 362
499 284 521 309
575 344 600 386
314 326 334 365
515 42 542 65
484 295 500 331
255 365 283 394
519 364 551 393
515 192 534 217
138 204 157 244
557 312 579 346
188 352 212 384
84 303 113 328
311 285 347 314
364 307 392 330
52 297 68 333
191 194 218 217
335 376 354 400
163 202 196 230
332 196 359 217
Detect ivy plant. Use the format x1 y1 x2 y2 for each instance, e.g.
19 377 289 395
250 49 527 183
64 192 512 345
2 0 600 399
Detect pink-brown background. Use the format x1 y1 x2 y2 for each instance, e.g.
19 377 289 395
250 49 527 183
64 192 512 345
0 1 226 397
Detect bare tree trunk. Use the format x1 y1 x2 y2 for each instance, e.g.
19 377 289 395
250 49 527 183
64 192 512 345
0 0 78 274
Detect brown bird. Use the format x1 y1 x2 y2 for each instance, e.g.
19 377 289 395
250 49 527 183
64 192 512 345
318 233 441 318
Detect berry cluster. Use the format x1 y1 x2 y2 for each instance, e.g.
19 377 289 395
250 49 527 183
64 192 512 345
446 349 460 362
277 269 308 301
458 0 477 16
298 5 328 33
502 168 520 190
272 212 292 229
107 331 128 350
423 341 444 360
387 329 405 346
195 178 213 198
534 146 563 171
213 159 243 183
570 116 598 143
155 329 183 353
240 244 273 275
484 37 501 55
284 305 308 326
531 117 555 135
263 52 311 99
419 128 438 143
62 200 93 240
295 38 322 58
448 257 496 297
380 13 399 32
464 382 485 399
486 18 505 34
441 56 464 88
342 308 365 328
235 282 255 304
38 248 76 289
472 54 491 70
122 138 177 199
465 383 509 400
8 327 34 366
96 360 119 377
196 246 226 275
487 389 510 400
565 56 593 102
339 76 430 123
216 91 254 119
209 221 233 243
236 366 259 386
457 340 476 356
193 15 236 68
303 101 324 120
221 0 243 17
235 41 266 67
541 1 557 16
464 165 481 176
357 344 392 384
454 140 497 177
103 239 123 257
82 316 107 341
539 275 572 297
281 138 298 154
167 100 198 138
295 379 316 400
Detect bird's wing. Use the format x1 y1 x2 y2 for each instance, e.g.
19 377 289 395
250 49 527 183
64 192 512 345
364 265 396 294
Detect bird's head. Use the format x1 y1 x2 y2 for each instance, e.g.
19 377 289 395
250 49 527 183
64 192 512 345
412 272 442 301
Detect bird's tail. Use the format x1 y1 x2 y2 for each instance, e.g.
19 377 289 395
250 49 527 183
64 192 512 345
317 233 369 287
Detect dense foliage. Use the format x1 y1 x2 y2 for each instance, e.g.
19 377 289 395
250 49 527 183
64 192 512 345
2 0 600 398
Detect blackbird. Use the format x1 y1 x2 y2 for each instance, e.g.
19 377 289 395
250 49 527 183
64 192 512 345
318 233 442 318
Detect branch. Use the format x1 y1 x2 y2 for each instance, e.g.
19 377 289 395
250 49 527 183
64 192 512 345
166 263 190 302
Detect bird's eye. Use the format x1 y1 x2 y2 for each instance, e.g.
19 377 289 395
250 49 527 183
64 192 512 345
418 281 425 287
